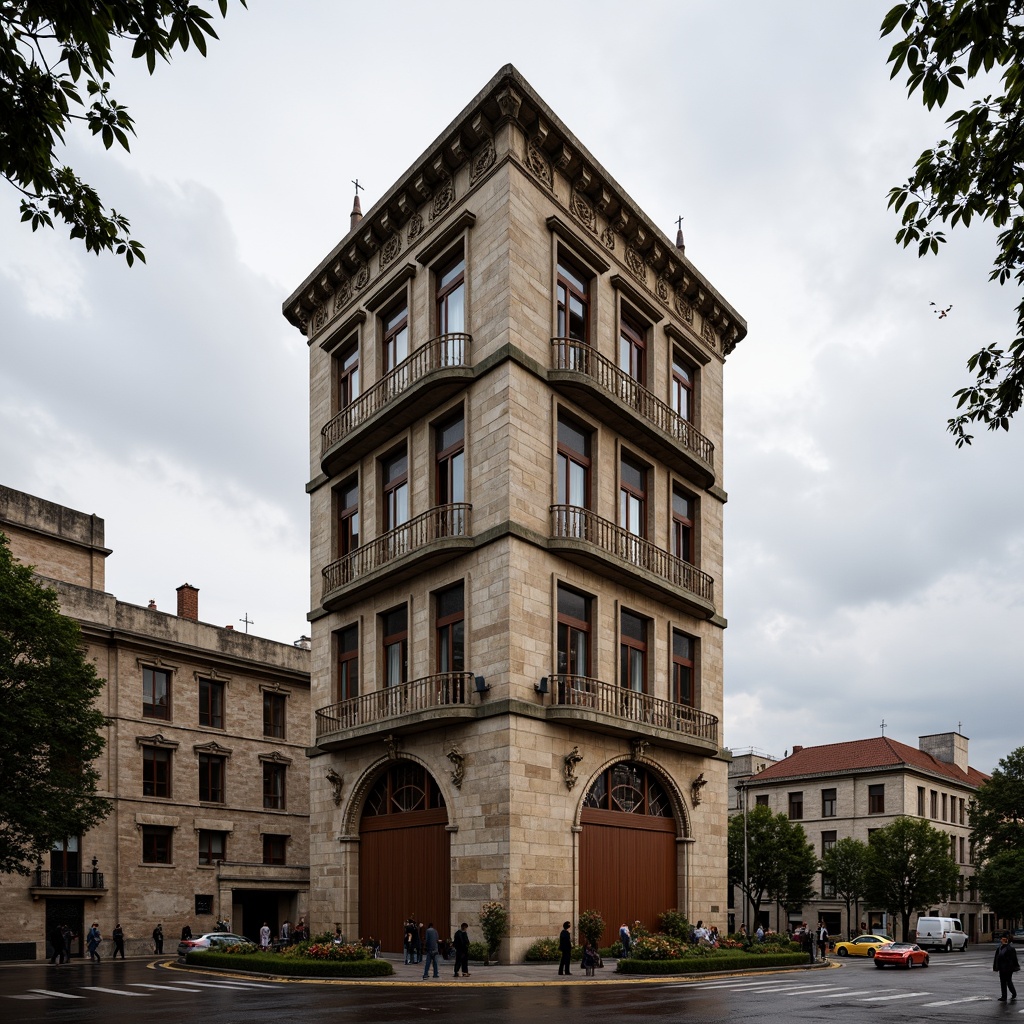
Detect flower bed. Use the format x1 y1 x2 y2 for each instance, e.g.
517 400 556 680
616 950 807 974
185 949 394 977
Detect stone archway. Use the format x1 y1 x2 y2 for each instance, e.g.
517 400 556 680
579 760 680 947
358 761 450 952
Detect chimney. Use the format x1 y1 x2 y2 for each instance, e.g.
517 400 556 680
791 745 803 755
147 599 157 611
919 732 969 773
176 583 199 621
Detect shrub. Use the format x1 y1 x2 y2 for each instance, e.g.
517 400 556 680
523 937 583 962
616 951 806 975
578 909 605 949
301 942 372 962
479 901 508 960
658 909 691 941
630 934 688 960
467 940 488 961
186 949 393 977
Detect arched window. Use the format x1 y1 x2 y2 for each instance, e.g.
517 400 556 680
583 762 672 817
363 763 446 817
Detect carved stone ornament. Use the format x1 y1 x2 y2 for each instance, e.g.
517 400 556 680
600 226 616 251
656 275 670 302
383 734 399 760
334 277 352 312
379 233 401 272
701 319 719 351
313 302 327 333
431 176 455 220
446 746 465 790
691 771 708 806
625 245 647 282
563 746 583 790
674 287 694 324
470 137 496 184
630 738 648 762
570 187 596 232
527 139 553 189
353 260 370 291
325 767 343 806
495 85 522 121
407 213 424 243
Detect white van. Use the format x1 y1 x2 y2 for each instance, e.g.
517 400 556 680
915 916 968 951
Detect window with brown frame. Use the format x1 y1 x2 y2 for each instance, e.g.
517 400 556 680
556 257 590 343
382 606 408 688
381 447 409 532
557 413 590 513
143 666 171 720
338 477 359 556
382 301 408 373
435 582 465 675
198 678 224 730
197 829 225 866
868 784 885 814
942 792 948 820
918 786 926 816
788 791 804 820
262 834 287 865
672 629 695 705
755 794 769 807
672 485 694 563
142 746 171 798
436 252 466 338
619 453 646 538
822 788 837 817
198 753 225 803
556 584 590 680
263 762 286 810
619 609 647 694
337 624 358 702
142 826 172 864
435 413 465 511
335 338 360 411
619 313 646 384
583 762 672 816
672 349 695 421
363 762 446 816
263 692 286 739
930 789 938 817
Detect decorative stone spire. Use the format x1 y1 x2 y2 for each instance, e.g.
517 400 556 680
350 179 364 231
675 214 685 255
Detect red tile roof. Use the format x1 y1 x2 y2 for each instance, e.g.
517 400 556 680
746 736 989 789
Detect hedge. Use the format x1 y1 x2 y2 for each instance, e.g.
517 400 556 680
186 950 394 977
616 952 808 975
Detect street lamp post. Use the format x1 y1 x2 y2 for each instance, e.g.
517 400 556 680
741 782 749 935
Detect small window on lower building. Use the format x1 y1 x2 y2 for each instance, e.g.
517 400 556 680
821 788 837 817
263 692 286 739
263 834 288 865
788 791 804 820
263 763 286 810
755 794 769 807
142 826 173 864
194 895 214 916
868 784 885 814
197 830 226 866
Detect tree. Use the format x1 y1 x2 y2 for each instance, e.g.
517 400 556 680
821 837 870 936
976 848 1024 922
864 816 959 940
969 745 1024 858
0 532 110 874
1 1 246 265
728 804 817 925
881 1 1024 445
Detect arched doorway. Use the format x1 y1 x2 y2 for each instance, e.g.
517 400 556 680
579 761 679 947
359 762 450 952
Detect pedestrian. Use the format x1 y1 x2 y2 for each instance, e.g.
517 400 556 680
86 922 102 962
280 920 291 945
452 921 471 977
404 917 414 964
994 931 1020 1002
421 922 440 979
817 919 829 961
152 923 163 954
259 921 271 949
694 920 709 944
755 923 764 942
181 924 192 941
61 924 73 964
618 922 631 956
558 920 572 976
582 940 598 977
112 923 125 959
801 922 815 964
294 917 306 941
49 923 63 965
413 921 423 963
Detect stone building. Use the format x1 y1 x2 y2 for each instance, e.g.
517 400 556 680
0 485 310 959
284 65 746 957
727 733 992 941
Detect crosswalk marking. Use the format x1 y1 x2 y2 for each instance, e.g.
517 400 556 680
173 979 276 989
922 995 991 1006
858 991 931 1002
129 983 204 992
27 989 84 998
81 986 149 997
8 994 48 1000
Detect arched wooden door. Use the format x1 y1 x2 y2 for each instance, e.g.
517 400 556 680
579 762 678 947
359 762 450 952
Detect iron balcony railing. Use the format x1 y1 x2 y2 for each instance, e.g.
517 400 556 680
551 505 714 605
32 869 105 889
549 674 719 744
316 672 474 738
551 338 714 467
321 333 472 455
322 503 471 599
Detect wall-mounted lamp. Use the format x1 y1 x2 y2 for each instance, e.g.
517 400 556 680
535 676 549 695
474 675 490 695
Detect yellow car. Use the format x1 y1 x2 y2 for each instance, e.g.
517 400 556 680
833 934 893 958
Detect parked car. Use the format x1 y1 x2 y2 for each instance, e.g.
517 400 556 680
177 932 253 957
833 934 893 958
914 916 968 951
1011 929 1024 944
874 942 930 969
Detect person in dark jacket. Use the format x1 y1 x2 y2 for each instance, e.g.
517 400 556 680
452 922 471 977
558 921 572 976
994 932 1020 1002
112 923 125 959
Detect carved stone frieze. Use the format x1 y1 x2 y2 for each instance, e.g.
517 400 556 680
674 287 694 324
656 276 670 302
563 746 583 790
326 767 343 806
379 233 401 272
470 137 496 184
691 772 707 806
570 187 596 232
312 303 327 333
527 139 553 189
407 213 424 243
431 175 455 220
495 85 522 121
600 226 616 250
353 260 369 291
446 746 465 790
701 319 719 350
625 245 647 282
334 277 352 312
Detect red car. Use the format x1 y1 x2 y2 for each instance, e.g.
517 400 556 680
873 942 930 969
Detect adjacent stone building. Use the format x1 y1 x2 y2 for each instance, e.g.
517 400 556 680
728 733 993 941
284 65 747 957
0 485 311 959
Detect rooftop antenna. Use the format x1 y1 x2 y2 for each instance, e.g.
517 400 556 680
880 718 887 736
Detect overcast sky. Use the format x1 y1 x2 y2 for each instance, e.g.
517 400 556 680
2 1 1021 775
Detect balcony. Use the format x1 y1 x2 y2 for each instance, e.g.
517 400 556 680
29 869 107 901
315 672 478 749
549 339 715 487
321 503 473 609
544 674 719 753
321 333 473 477
549 505 715 617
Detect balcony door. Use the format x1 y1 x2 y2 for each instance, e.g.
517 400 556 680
50 837 80 887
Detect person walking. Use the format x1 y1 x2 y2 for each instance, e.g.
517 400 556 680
817 920 829 962
86 922 102 962
618 922 631 956
558 920 573 976
800 922 815 964
49 923 64 965
152 923 163 954
421 922 440 979
582 940 598 977
994 931 1020 1002
280 920 291 946
259 922 271 950
60 924 73 964
112 923 125 959
452 921 471 977
412 921 423 963
404 917 414 964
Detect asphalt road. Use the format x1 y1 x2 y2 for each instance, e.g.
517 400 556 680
0 946 1014 1023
